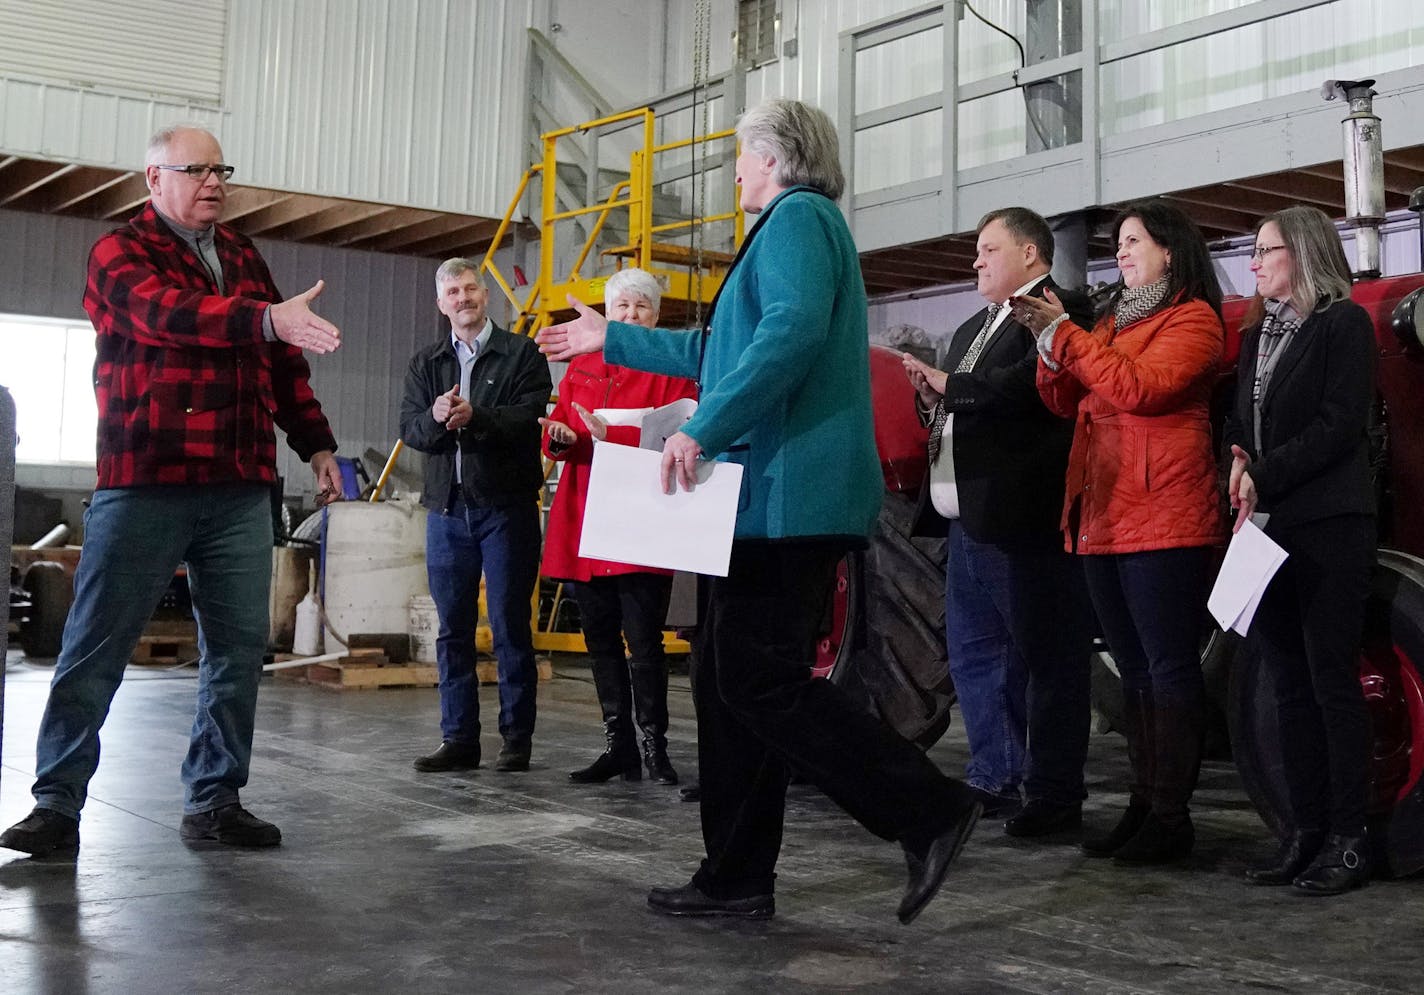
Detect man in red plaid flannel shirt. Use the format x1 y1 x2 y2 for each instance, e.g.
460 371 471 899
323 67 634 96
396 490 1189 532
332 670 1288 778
2 126 342 858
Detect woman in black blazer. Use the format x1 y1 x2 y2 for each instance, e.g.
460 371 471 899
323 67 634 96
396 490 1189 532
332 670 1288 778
1224 205 1375 895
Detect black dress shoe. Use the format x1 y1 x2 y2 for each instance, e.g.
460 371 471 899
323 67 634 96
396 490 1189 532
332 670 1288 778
180 804 281 847
494 741 531 772
642 741 679 785
1245 828 1326 886
1293 833 1370 895
1005 800 1082 838
1112 812 1193 865
1082 799 1150 857
679 783 701 803
646 881 774 919
0 807 80 858
413 741 481 772
898 797 982 925
970 787 1022 820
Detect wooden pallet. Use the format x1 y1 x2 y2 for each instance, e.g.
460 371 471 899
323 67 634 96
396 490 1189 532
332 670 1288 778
477 658 554 685
274 649 437 690
131 619 200 665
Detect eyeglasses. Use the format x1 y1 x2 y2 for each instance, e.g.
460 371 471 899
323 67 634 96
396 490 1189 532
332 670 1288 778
1251 244 1287 261
154 163 235 181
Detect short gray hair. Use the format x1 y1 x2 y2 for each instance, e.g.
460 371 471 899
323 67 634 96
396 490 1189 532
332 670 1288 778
604 268 662 311
1258 206 1353 313
435 257 484 291
145 124 214 167
735 99 845 202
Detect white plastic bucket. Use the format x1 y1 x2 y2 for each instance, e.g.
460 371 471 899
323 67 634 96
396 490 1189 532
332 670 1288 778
408 594 439 663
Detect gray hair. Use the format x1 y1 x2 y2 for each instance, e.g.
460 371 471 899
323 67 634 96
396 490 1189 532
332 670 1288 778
1258 206 1353 313
145 124 214 167
604 268 662 311
435 257 484 291
735 99 845 202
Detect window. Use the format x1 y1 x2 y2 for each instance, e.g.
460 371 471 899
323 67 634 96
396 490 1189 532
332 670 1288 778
1 315 98 464
736 0 778 67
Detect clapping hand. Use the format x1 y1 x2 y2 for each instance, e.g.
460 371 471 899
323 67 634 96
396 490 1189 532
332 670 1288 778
1008 289 1066 334
901 353 947 409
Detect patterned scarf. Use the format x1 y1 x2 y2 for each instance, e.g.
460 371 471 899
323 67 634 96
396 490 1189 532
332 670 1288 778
1112 276 1171 331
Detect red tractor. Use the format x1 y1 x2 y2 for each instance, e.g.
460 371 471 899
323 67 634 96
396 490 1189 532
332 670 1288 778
822 270 1424 880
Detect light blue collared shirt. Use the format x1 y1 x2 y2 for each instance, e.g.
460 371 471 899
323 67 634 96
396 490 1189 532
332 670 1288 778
452 319 492 483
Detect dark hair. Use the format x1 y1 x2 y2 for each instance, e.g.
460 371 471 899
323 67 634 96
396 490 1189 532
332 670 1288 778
977 207 1055 267
1111 199 1223 319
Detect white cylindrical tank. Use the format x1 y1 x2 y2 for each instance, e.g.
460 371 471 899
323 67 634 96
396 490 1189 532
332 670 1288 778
408 594 439 663
322 500 430 646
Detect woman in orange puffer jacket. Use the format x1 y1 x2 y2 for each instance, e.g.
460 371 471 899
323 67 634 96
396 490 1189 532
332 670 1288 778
1013 200 1226 866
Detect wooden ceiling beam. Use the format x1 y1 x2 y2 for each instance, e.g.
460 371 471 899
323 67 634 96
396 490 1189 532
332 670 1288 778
326 208 441 246
77 173 150 219
0 160 74 207
236 195 344 235
220 187 294 223
357 214 491 253
275 202 396 240
1227 173 1346 213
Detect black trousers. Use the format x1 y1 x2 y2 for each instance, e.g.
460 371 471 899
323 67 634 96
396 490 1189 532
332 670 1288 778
574 573 672 673
690 540 968 899
1250 514 1374 833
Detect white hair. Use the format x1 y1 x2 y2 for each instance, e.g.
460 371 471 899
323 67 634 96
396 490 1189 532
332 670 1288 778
604 268 663 311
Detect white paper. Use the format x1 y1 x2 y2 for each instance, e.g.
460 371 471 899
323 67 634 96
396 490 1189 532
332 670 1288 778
1207 519 1289 635
638 397 699 451
578 441 742 576
592 406 654 427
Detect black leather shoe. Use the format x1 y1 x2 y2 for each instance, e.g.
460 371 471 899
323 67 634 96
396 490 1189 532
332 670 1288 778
180 804 281 847
1293 833 1370 895
970 787 1022 820
679 783 701 803
569 748 641 783
1082 799 1150 857
413 741 481 772
898 797 982 924
0 808 80 858
646 881 774 919
1005 800 1082 838
1112 812 1193 865
494 741 531 772
1245 828 1326 886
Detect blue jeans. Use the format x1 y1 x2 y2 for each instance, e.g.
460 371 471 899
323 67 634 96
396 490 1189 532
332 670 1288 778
32 484 273 819
426 495 540 745
945 522 1092 804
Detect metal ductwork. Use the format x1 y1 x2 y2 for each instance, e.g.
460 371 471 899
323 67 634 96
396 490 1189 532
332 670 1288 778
1322 78 1384 278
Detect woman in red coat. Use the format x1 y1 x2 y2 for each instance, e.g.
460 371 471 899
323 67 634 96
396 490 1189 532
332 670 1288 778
540 268 698 785
1014 201 1225 864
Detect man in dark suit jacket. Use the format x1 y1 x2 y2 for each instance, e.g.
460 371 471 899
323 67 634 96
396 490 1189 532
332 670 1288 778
903 207 1094 837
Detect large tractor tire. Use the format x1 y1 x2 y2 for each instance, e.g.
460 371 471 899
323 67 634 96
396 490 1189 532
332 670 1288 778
1230 548 1424 877
816 492 954 749
19 560 72 659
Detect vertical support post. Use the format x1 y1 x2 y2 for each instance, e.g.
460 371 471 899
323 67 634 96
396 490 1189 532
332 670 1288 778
941 1 960 236
837 25 856 227
1082 0 1101 207
1025 0 1082 152
0 386 15 790
540 132 558 309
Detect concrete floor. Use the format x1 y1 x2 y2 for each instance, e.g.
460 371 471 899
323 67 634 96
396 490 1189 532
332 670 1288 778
0 650 1419 995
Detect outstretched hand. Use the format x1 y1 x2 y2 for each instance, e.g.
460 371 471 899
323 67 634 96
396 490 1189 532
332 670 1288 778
536 294 608 361
271 279 342 354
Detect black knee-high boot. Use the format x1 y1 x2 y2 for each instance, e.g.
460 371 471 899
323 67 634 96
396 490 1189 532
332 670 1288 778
631 662 677 784
569 656 641 783
1083 687 1154 857
1114 687 1203 864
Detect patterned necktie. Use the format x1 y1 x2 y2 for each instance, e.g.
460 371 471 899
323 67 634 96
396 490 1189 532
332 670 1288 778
928 304 1002 464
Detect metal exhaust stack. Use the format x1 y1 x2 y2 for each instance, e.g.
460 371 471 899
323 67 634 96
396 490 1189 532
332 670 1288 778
1323 78 1384 278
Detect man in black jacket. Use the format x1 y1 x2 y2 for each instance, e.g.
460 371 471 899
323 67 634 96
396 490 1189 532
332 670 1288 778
400 259 552 773
903 208 1094 837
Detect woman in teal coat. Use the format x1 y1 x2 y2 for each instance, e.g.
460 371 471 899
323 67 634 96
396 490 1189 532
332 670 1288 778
539 98 980 925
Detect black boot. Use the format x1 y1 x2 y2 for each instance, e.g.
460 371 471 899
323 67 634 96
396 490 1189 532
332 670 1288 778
1083 688 1154 858
631 662 677 785
1293 833 1370 895
1113 690 1204 865
1245 828 1327 885
569 656 641 783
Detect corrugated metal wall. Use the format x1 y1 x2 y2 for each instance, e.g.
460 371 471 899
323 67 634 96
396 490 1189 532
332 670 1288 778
0 207 448 501
0 0 533 218
223 0 531 215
